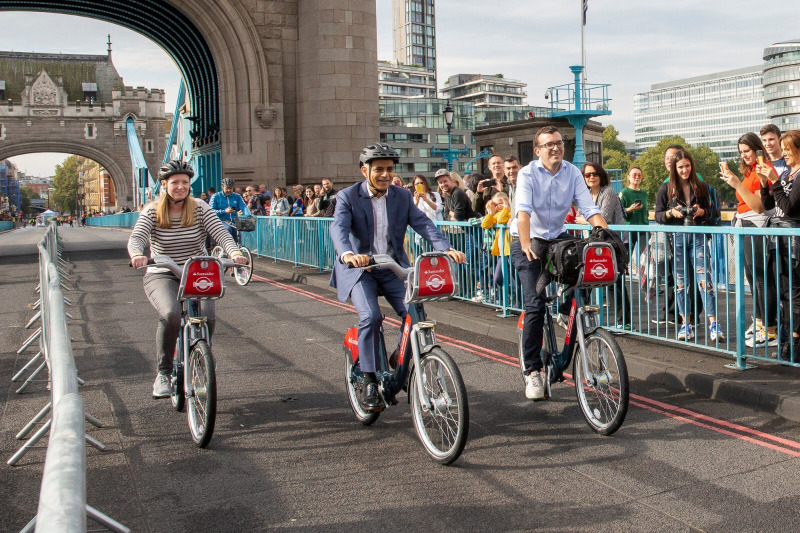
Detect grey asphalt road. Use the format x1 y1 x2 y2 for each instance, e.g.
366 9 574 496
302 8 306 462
3 242 800 532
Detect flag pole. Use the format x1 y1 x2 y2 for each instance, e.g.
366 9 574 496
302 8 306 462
581 0 586 85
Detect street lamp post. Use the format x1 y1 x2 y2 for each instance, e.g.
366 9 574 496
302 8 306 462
431 101 469 171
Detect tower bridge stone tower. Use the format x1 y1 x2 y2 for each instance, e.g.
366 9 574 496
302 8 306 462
0 49 167 207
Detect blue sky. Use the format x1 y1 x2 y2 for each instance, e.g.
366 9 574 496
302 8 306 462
1 2 798 175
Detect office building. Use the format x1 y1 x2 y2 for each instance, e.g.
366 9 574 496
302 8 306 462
439 74 527 108
392 0 437 87
763 39 800 132
634 66 767 160
378 60 437 99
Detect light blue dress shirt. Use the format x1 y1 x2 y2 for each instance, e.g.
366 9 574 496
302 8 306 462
509 159 601 239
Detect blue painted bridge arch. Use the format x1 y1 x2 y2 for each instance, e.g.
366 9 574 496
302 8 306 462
0 0 220 148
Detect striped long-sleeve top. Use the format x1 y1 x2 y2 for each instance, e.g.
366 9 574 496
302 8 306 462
128 200 241 274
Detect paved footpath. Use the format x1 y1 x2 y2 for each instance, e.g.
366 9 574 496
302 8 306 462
3 227 800 531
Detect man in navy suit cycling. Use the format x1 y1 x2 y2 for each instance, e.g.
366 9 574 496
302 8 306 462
330 143 466 412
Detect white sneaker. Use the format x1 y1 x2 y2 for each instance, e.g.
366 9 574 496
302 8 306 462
525 371 545 400
152 373 172 398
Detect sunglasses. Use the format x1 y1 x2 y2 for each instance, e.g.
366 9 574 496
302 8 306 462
584 172 600 178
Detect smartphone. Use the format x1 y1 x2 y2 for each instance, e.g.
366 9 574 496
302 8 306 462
634 200 642 207
757 150 765 165
719 161 729 173
481 179 493 186
415 184 424 194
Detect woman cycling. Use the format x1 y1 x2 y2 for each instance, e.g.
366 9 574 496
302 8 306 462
128 161 248 398
655 150 722 342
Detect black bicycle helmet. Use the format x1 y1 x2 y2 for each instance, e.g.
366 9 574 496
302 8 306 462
359 142 400 167
221 177 236 188
158 160 194 180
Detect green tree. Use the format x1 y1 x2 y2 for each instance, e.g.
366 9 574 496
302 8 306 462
603 149 631 177
602 125 626 154
19 186 40 217
633 136 722 204
52 155 83 213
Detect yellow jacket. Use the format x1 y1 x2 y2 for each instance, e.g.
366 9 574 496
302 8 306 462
481 207 511 256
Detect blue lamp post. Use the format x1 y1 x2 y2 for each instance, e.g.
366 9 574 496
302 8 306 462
431 101 469 171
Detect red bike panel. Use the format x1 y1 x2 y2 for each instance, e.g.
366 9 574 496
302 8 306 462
398 314 412 367
416 256 455 299
344 326 359 363
578 243 617 286
517 312 525 330
179 258 224 300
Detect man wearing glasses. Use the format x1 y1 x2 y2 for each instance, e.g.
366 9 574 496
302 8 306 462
510 126 608 400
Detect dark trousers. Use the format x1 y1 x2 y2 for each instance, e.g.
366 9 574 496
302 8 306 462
144 272 215 374
511 237 548 374
349 268 407 374
774 237 800 335
742 221 777 326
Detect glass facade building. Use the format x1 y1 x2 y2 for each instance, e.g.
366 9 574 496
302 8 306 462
379 98 551 177
763 40 800 132
439 74 527 108
378 60 437 100
634 66 767 160
393 0 437 88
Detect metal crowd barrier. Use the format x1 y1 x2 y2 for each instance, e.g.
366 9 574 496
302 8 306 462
10 224 129 533
88 212 800 371
244 216 800 371
0 220 16 232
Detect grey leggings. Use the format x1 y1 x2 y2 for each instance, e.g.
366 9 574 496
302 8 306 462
143 271 216 374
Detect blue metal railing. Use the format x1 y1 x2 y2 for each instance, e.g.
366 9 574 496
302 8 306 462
0 220 13 232
126 117 154 207
88 213 800 370
85 212 139 228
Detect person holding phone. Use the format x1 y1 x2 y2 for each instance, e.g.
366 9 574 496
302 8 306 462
620 166 649 257
412 174 443 222
472 154 509 214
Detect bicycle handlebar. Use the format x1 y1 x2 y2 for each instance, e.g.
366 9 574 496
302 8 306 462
345 253 412 280
132 255 241 277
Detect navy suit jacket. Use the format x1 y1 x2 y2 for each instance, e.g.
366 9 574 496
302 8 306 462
329 181 452 302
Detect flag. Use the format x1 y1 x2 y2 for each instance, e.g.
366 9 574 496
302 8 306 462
582 0 588 26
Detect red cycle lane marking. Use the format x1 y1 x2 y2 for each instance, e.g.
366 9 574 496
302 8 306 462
253 273 800 455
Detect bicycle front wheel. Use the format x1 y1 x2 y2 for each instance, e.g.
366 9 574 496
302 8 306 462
410 348 469 465
573 328 629 435
187 340 217 447
234 246 253 286
211 245 224 259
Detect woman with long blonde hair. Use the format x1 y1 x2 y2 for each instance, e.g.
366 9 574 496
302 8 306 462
128 160 247 398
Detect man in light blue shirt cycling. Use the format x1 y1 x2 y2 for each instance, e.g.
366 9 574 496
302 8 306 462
510 126 608 401
210 177 250 243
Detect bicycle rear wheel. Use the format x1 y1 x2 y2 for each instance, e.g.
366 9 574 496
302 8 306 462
410 347 469 465
234 246 253 286
344 350 380 426
187 340 217 447
573 328 628 435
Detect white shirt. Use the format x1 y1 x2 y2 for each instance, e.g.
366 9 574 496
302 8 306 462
369 187 393 256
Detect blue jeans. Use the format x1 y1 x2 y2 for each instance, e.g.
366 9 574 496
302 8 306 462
222 221 239 244
673 233 716 320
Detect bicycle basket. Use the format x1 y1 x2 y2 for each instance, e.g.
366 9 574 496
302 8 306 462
405 252 458 304
178 257 225 300
576 242 618 287
235 215 256 232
